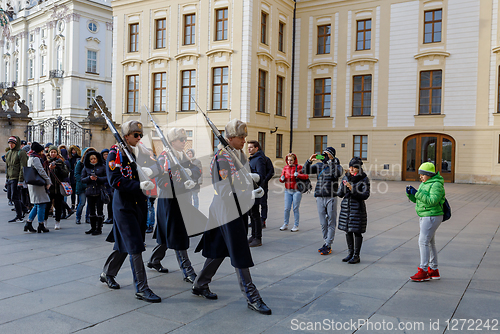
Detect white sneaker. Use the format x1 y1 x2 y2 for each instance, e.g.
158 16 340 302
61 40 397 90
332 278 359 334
291 226 299 232
279 224 288 231
54 222 61 230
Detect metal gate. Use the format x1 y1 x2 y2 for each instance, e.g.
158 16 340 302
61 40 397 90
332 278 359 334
26 117 92 148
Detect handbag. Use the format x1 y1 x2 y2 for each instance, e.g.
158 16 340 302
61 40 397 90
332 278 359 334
23 166 46 186
294 166 312 194
442 198 451 221
51 170 73 196
100 189 110 204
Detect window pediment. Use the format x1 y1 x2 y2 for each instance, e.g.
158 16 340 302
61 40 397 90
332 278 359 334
206 48 233 58
121 59 143 66
307 61 336 69
174 52 200 61
146 56 171 65
414 51 450 60
492 46 500 53
346 57 378 66
257 51 274 62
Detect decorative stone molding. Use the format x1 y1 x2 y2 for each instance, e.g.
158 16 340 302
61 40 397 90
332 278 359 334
86 37 100 44
121 59 143 67
275 59 291 68
54 34 65 43
51 4 69 20
256 51 274 62
65 13 81 22
492 46 500 53
414 51 450 60
3 53 10 60
27 48 36 56
146 56 171 65
106 22 113 31
174 52 200 61
307 61 336 69
206 48 233 58
47 20 57 29
346 57 378 66
35 27 40 34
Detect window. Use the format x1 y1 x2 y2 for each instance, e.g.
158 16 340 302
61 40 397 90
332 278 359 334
314 78 331 117
87 89 96 108
276 75 284 116
40 55 45 76
261 12 268 44
28 59 33 79
186 130 193 137
212 130 225 152
88 21 98 33
4 61 8 82
155 19 166 49
153 72 167 112
258 132 266 153
258 69 267 113
41 29 46 38
314 135 327 154
278 22 285 52
129 23 139 52
56 46 63 71
498 67 500 113
127 75 139 113
87 50 97 73
419 70 442 114
184 14 196 45
55 88 61 109
352 75 372 116
215 8 228 41
29 34 34 42
356 19 371 50
317 24 331 54
424 9 442 44
15 58 18 82
28 93 33 111
353 135 368 160
40 92 45 110
181 70 196 111
212 67 228 110
276 134 283 159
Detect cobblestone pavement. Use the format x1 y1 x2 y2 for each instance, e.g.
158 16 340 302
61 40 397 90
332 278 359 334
0 174 499 333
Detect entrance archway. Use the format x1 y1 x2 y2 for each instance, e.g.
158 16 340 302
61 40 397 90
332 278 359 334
402 133 455 183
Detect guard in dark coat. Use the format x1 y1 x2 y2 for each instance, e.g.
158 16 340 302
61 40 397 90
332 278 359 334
99 120 161 303
337 157 370 264
147 127 204 284
193 119 271 315
247 140 267 247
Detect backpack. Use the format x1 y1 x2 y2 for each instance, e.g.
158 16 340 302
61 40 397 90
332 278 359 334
294 166 312 194
265 156 274 182
442 198 451 222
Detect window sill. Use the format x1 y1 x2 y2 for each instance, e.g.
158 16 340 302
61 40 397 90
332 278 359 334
309 116 333 119
208 109 230 113
86 72 99 75
177 110 197 114
151 111 168 115
414 114 445 118
348 115 374 119
492 113 500 116
256 111 270 116
123 112 140 115
275 115 286 119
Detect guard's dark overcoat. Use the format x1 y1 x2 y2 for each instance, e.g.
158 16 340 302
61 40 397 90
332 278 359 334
105 147 148 254
195 148 254 269
155 151 203 250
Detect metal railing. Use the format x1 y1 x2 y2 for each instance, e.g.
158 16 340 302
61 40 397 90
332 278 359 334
49 70 64 79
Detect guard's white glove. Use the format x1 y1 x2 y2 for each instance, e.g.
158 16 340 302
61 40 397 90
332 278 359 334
184 180 195 190
251 186 265 199
142 167 153 178
140 181 155 191
294 172 299 178
250 173 260 183
184 168 192 177
280 175 285 182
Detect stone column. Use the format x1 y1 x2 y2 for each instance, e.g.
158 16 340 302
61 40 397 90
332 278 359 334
0 114 32 172
79 119 121 151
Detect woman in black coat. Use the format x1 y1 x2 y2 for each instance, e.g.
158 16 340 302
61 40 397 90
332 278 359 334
81 151 107 235
337 157 370 264
44 145 69 230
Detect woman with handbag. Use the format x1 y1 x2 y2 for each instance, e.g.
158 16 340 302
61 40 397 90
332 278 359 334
279 153 309 232
25 142 52 233
44 145 69 230
81 151 107 235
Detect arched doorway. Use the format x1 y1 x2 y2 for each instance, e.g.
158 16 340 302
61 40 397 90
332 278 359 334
402 133 455 183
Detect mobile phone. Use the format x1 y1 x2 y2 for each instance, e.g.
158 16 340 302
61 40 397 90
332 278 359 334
343 180 347 185
315 154 325 160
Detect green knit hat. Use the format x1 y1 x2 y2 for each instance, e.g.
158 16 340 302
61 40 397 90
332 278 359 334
418 162 436 176
48 145 59 154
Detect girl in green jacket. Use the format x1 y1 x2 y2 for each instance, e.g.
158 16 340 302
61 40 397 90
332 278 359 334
406 162 445 282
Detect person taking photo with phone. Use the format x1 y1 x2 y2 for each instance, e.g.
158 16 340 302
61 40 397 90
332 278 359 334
303 147 343 255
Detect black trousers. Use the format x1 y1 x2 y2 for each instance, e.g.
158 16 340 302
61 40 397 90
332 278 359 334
87 195 104 217
249 203 262 240
7 180 23 219
45 193 64 221
103 250 149 293
260 188 269 221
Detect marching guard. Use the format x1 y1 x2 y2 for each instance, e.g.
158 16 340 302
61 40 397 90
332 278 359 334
147 127 204 284
193 119 272 315
99 120 161 303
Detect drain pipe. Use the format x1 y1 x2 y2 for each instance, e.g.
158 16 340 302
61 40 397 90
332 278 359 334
289 0 296 153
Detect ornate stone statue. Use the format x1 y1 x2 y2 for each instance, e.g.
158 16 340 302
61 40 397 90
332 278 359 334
86 95 112 121
17 99 29 115
0 87 21 112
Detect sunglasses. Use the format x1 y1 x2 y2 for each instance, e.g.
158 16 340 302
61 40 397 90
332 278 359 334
179 138 187 142
133 133 143 138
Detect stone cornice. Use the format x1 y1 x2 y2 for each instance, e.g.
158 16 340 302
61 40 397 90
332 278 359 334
146 56 171 64
205 48 233 58
307 61 337 69
174 52 200 61
346 57 378 66
414 51 450 60
121 58 143 66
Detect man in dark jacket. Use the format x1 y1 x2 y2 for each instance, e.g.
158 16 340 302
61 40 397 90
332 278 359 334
193 119 271 315
100 120 161 303
247 140 267 247
6 136 28 223
303 147 343 255
260 155 274 228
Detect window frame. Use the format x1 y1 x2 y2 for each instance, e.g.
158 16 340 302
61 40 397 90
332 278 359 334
40 55 45 77
276 75 284 116
212 66 229 110
352 74 372 116
184 14 196 45
356 19 371 51
86 88 96 109
276 133 283 159
126 74 139 113
258 69 267 113
129 23 139 52
497 66 500 113
28 58 34 79
353 135 368 161
215 8 228 41
317 24 331 55
181 69 196 111
314 135 327 154
86 50 97 74
40 92 45 111
313 78 331 117
155 18 166 49
153 72 167 112
423 9 442 44
261 11 268 45
278 21 285 52
258 132 266 153
419 70 442 115
55 88 61 109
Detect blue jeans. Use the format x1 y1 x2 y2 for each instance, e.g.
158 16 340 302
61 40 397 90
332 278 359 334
191 190 200 209
284 189 302 227
28 203 47 223
76 193 87 221
147 198 155 228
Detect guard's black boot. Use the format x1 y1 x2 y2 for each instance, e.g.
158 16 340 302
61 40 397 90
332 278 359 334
342 233 354 262
37 223 49 233
92 216 103 235
130 254 160 303
24 221 37 232
100 273 120 289
247 299 272 315
348 235 363 264
175 250 196 282
85 216 97 234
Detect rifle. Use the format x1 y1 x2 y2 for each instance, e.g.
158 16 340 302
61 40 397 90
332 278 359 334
190 97 258 189
144 105 195 189
92 97 149 182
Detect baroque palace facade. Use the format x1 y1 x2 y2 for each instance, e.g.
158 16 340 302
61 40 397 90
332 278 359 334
112 0 500 184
